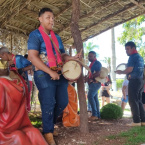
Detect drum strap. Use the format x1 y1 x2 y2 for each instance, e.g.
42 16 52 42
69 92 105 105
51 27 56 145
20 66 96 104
42 30 61 54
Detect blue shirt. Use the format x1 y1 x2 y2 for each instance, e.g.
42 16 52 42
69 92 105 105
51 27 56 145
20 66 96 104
127 53 144 79
27 29 65 67
15 55 32 69
91 60 102 73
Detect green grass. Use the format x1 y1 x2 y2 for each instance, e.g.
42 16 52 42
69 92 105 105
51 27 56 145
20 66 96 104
29 113 42 128
107 126 145 145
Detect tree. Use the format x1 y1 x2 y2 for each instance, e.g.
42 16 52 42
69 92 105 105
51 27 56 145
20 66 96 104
70 0 89 133
83 42 98 57
102 57 111 73
117 15 145 59
111 28 117 91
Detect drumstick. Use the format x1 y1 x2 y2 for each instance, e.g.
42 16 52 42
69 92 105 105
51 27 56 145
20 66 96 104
62 70 69 74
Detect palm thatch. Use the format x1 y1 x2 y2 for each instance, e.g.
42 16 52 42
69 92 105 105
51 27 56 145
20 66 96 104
0 0 145 54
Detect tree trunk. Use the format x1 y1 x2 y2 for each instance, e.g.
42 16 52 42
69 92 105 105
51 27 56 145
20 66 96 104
70 0 89 133
111 28 117 91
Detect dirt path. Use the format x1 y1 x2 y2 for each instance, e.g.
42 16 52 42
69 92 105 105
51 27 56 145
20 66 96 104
54 118 132 145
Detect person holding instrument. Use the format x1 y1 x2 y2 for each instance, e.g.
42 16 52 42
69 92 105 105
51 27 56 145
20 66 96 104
115 41 145 127
28 7 81 145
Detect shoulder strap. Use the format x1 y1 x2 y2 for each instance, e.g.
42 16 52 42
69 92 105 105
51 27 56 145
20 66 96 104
42 30 61 54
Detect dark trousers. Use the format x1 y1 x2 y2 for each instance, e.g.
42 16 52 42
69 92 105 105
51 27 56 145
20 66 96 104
34 70 68 133
128 79 145 123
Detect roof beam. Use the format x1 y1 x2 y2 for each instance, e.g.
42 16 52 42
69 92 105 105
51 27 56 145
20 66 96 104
58 0 120 34
6 25 27 34
80 3 136 32
130 0 145 10
55 4 72 18
63 3 136 43
83 11 145 42
1 0 32 27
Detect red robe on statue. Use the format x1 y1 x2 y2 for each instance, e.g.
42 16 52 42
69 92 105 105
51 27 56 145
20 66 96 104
0 77 47 145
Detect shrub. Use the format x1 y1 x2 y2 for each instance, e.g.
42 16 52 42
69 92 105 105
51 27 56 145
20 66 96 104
116 79 124 90
100 103 123 120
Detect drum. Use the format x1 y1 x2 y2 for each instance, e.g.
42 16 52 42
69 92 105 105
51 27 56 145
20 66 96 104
62 60 82 81
116 63 127 71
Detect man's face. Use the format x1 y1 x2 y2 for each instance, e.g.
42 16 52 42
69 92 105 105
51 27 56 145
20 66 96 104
125 46 135 56
0 53 9 61
39 11 54 31
88 53 96 62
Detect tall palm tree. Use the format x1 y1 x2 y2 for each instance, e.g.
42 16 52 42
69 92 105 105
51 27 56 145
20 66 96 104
111 28 117 91
102 57 111 73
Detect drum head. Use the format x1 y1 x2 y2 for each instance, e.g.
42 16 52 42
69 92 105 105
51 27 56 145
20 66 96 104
62 60 82 81
116 63 127 71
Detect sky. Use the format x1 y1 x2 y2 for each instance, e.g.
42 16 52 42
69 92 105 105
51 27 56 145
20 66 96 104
85 24 129 68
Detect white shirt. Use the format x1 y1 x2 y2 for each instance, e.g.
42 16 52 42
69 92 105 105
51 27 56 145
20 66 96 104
122 79 129 96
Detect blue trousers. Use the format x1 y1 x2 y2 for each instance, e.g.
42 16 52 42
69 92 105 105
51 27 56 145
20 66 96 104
128 79 145 123
88 82 101 117
34 70 68 133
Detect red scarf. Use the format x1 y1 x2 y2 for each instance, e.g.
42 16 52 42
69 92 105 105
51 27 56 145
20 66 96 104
9 54 17 71
131 49 138 55
38 25 63 70
89 58 97 78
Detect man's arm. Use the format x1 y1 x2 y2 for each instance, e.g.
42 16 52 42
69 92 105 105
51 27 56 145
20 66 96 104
115 67 133 74
28 50 60 80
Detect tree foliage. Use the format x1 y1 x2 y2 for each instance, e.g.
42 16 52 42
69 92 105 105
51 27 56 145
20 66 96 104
83 42 99 57
118 15 145 47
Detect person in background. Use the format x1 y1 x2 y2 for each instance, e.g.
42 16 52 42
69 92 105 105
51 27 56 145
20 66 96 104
84 51 102 121
142 65 145 110
24 54 33 112
101 75 112 107
115 41 145 126
121 78 129 112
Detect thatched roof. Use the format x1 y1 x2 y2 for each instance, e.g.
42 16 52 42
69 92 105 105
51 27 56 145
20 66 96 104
0 0 145 52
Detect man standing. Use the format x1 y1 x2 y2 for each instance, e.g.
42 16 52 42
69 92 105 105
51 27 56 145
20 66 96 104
27 8 81 145
115 41 145 126
85 51 102 121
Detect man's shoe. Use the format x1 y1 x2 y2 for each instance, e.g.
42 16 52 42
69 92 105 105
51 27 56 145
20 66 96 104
141 122 145 126
127 122 141 127
89 116 98 121
53 129 58 137
44 133 56 145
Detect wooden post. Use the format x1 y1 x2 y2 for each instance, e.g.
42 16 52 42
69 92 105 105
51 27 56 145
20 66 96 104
10 34 13 53
70 0 89 133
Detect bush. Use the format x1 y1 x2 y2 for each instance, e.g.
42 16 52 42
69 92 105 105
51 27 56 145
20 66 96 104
116 79 124 90
100 103 123 120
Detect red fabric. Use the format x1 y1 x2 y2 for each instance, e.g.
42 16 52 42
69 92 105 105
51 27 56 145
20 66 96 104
62 84 80 127
131 49 138 55
0 78 47 145
27 81 33 112
38 25 63 69
89 58 97 78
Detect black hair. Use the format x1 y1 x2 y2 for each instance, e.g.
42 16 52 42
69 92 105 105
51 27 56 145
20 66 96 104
125 41 136 49
89 51 96 56
24 54 28 59
39 8 53 17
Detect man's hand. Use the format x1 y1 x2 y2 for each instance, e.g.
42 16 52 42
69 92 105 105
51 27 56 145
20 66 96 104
73 49 82 60
114 70 122 74
49 70 60 80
